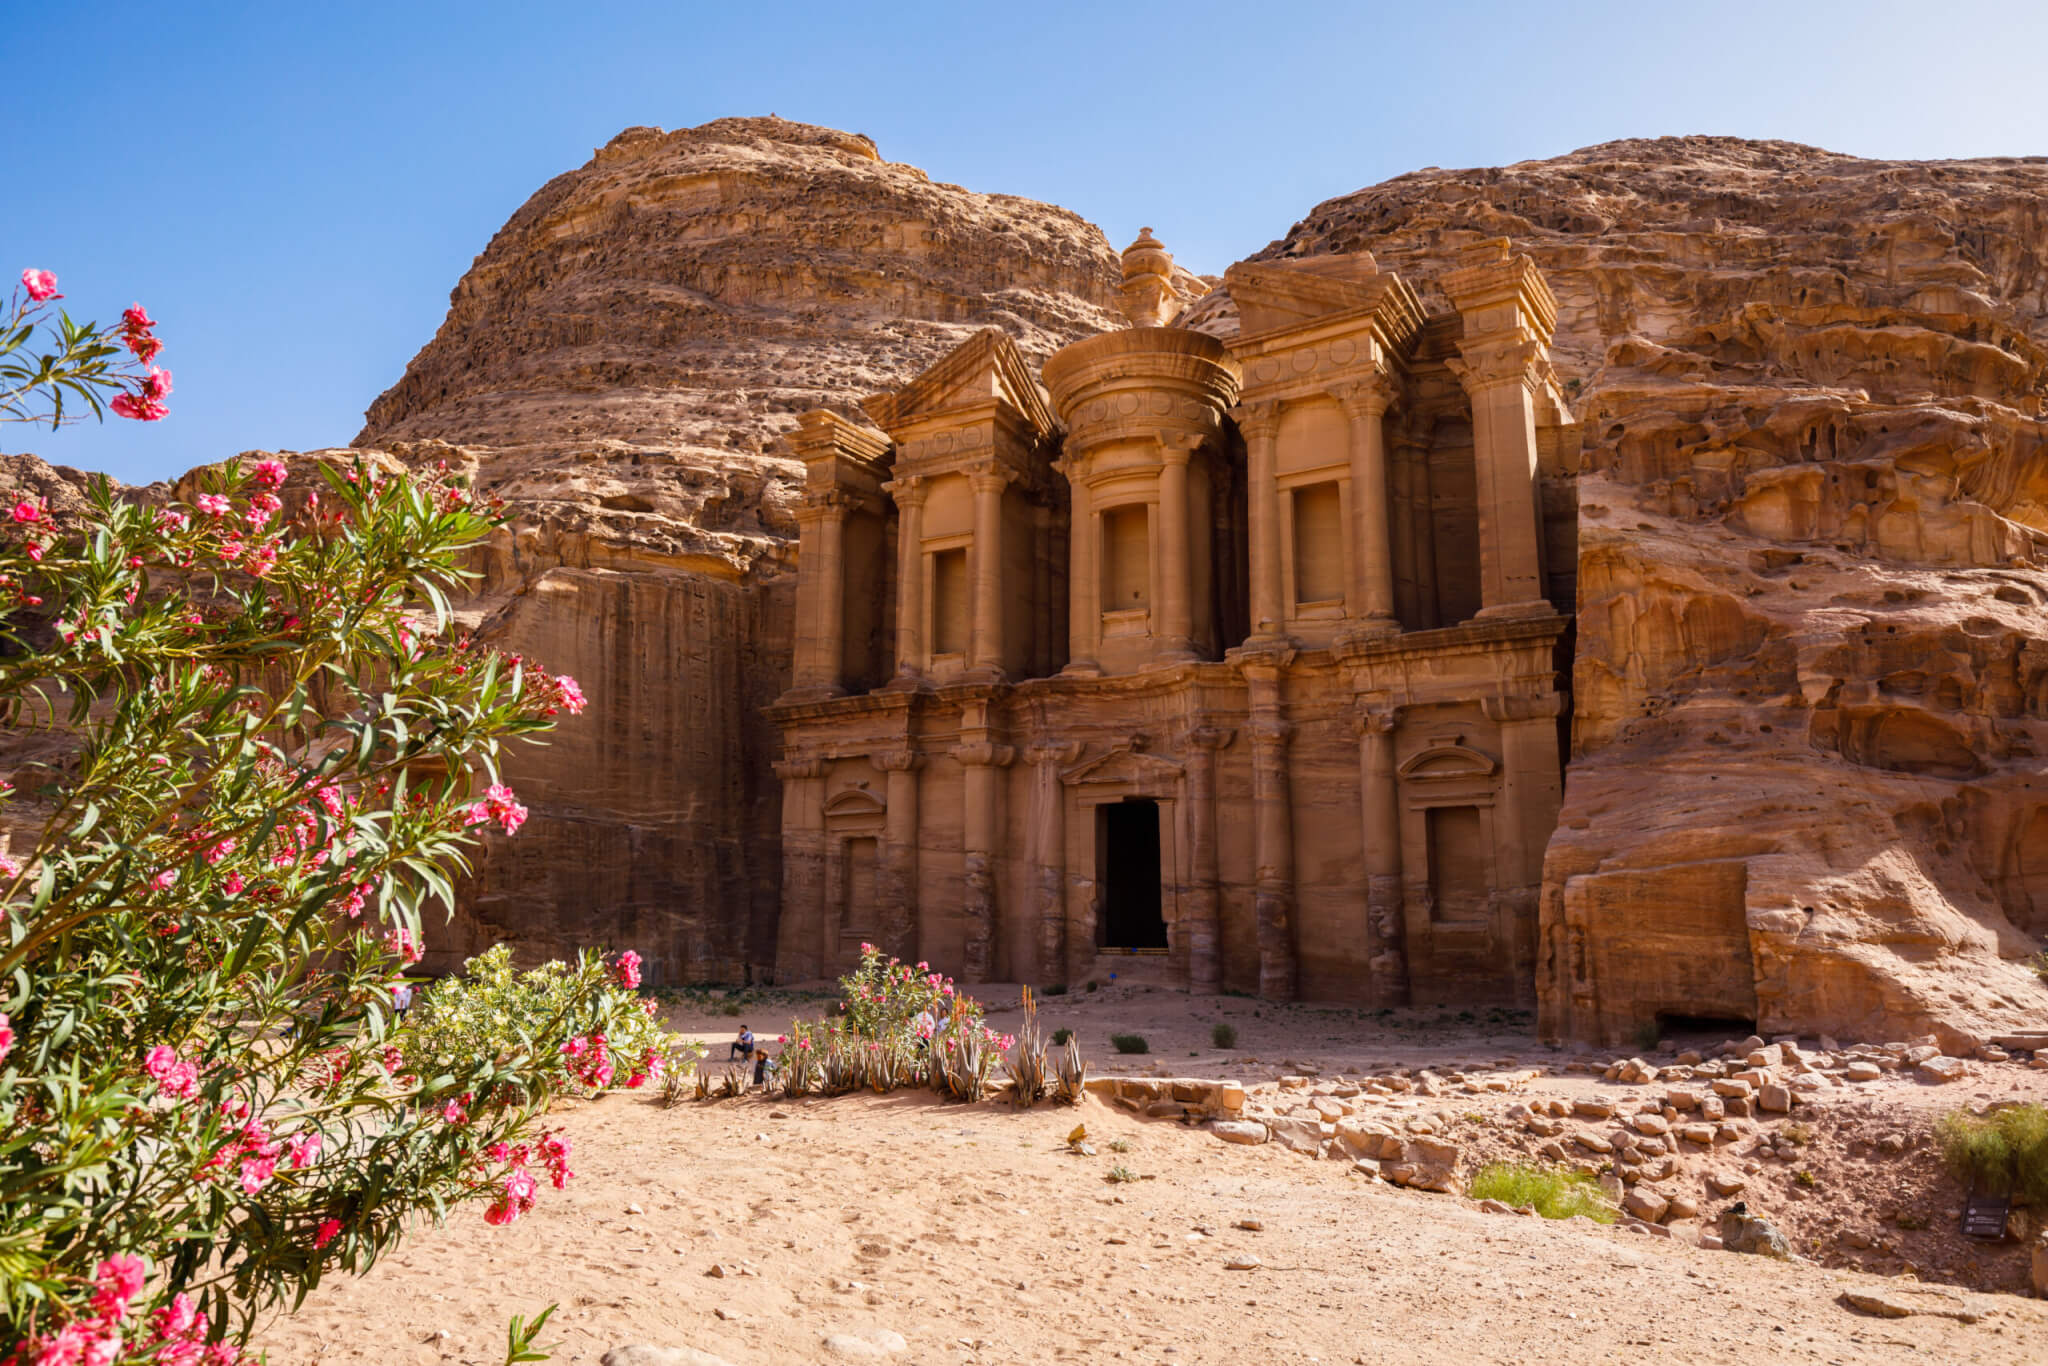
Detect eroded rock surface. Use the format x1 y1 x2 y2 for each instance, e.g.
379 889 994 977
1239 136 2048 1046
351 118 1127 980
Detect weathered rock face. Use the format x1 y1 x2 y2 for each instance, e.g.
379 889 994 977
352 118 1127 982
1248 137 2048 1047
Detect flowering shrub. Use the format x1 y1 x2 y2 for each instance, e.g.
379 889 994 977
2 269 173 427
402 945 699 1097
768 946 1015 1102
0 300 629 1364
837 943 982 1043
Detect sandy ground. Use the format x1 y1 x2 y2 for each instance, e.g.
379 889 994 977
260 988 2048 1366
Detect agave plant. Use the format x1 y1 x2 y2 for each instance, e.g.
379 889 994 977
663 1062 698 1109
1053 1031 1087 1105
1004 988 1049 1108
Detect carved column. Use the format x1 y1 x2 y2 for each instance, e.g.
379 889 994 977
1354 705 1410 1007
1484 691 1564 1008
1239 650 1297 1000
954 736 1015 983
1443 243 1559 621
1395 422 1437 629
968 465 1010 679
791 491 853 696
875 749 924 963
771 752 828 981
1184 725 1234 994
1335 380 1397 635
883 476 926 684
1234 402 1286 642
1025 741 1080 984
1156 437 1198 661
1060 459 1102 676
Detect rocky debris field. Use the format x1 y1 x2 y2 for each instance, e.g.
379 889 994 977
263 994 2048 1366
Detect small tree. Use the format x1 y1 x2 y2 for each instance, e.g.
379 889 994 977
0 269 653 1365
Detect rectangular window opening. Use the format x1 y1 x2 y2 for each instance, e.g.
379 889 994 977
931 547 969 654
1292 481 1345 606
1102 505 1151 610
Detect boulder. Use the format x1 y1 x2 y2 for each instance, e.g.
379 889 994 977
1210 1120 1267 1145
1718 1203 1791 1260
1916 1056 1969 1084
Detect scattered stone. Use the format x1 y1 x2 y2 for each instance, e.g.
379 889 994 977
1224 1257 1261 1271
821 1331 908 1359
1718 1203 1791 1260
1234 1219 1263 1231
1572 1096 1616 1119
1758 1083 1792 1113
1631 1113 1671 1137
1710 1079 1753 1100
1622 1188 1670 1222
1916 1056 1968 1084
1839 1288 1987 1324
1680 1123 1715 1146
1573 1131 1614 1154
1665 1195 1700 1222
1210 1121 1267 1145
602 1348 740 1366
2033 1233 2048 1298
1845 1062 1883 1082
1706 1171 1746 1197
703 1264 727 1279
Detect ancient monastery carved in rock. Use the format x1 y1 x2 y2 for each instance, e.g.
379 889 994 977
768 232 1582 1008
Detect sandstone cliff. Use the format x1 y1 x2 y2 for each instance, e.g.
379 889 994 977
351 118 1126 981
1237 137 2048 1047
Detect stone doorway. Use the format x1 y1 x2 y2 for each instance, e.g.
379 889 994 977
1098 799 1167 950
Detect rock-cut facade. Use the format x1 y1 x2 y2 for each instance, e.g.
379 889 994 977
768 232 1580 1005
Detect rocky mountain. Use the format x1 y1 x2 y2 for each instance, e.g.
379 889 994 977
1238 136 2048 1047
350 117 1131 981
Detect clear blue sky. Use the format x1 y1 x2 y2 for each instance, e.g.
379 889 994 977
10 0 2047 485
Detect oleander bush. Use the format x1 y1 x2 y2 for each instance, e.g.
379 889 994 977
0 270 653 1365
1109 1033 1150 1055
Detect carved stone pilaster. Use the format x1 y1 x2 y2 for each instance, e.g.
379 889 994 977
953 740 1014 982
873 749 924 962
1183 724 1235 995
1351 704 1409 1007
1025 740 1081 984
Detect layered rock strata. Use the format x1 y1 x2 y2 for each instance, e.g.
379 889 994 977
1237 137 2048 1047
351 118 1130 981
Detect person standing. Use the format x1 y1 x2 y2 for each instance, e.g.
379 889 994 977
392 979 414 1023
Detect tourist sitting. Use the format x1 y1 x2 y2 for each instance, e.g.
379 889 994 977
752 1046 770 1086
730 1024 754 1061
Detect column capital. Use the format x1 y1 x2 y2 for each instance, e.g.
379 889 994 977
1446 337 1544 395
882 474 927 508
1158 433 1203 466
873 749 925 774
1482 692 1562 724
1330 375 1393 421
1185 724 1236 753
1024 740 1082 766
1230 399 1284 442
799 487 860 514
952 741 1016 769
967 463 1015 494
1248 717 1293 752
1351 704 1402 738
773 752 827 781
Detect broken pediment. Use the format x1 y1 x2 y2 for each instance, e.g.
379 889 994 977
1223 255 1426 351
861 326 1057 440
1061 736 1185 790
1397 743 1500 781
822 785 887 819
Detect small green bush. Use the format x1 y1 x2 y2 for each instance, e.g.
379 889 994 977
1105 1165 1139 1184
1938 1103 2048 1203
1631 1020 1662 1052
1109 1032 1149 1055
1211 1022 1239 1049
722 1000 743 1017
1086 980 1100 993
1107 1138 1132 1153
1465 1162 1616 1223
1051 1027 1074 1046
1042 982 1069 997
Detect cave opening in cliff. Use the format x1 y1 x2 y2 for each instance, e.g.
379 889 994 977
1098 799 1166 950
1654 1012 1758 1040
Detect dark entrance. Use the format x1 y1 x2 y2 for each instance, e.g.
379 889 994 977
1098 798 1166 949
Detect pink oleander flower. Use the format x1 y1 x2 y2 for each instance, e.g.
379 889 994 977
553 673 586 714
203 836 235 865
250 458 287 488
149 867 177 892
0 854 19 879
383 925 422 965
110 391 169 422
21 268 60 301
238 1152 277 1195
193 494 230 517
121 304 162 364
312 1218 342 1249
0 1011 12 1065
614 949 642 990
222 871 245 896
466 782 528 836
122 303 156 331
11 498 42 524
91 1254 147 1318
287 1130 322 1168
142 368 172 400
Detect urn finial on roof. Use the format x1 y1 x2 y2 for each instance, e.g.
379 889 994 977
1117 227 1178 328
